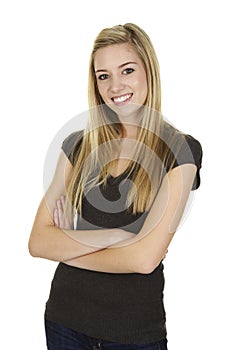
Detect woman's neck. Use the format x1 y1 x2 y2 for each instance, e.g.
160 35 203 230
121 124 139 140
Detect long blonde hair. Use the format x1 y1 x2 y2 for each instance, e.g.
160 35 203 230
66 23 182 217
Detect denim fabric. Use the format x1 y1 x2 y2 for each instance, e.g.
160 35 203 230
45 319 168 350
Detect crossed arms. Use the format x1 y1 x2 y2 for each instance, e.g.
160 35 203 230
28 150 197 274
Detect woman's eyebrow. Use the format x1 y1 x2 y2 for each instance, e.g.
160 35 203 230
95 61 137 73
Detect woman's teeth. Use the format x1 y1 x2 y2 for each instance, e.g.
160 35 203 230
112 93 132 103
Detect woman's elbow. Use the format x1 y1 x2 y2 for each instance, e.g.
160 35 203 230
28 227 47 258
28 235 41 257
135 256 159 275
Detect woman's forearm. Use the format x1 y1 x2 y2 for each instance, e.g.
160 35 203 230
29 225 102 261
65 227 135 249
29 221 135 262
64 238 143 274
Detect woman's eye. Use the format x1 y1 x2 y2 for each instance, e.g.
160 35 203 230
123 68 134 75
98 74 109 81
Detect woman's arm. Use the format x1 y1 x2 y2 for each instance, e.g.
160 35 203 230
28 151 134 262
64 163 197 274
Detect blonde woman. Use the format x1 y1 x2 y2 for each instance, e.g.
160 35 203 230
29 23 202 350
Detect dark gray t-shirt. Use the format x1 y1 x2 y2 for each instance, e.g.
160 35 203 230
45 128 202 344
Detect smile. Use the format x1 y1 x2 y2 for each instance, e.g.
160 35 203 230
111 93 133 105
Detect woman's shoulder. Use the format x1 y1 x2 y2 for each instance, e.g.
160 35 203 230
62 130 85 164
162 121 202 159
162 121 203 189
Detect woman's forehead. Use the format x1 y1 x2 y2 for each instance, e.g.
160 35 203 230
94 43 141 70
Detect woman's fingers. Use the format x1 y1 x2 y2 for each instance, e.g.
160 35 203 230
54 196 73 230
56 198 64 227
54 208 59 227
57 198 63 213
60 195 66 207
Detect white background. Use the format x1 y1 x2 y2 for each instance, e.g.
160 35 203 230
1 0 238 349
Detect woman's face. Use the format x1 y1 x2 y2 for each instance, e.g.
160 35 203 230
94 43 148 120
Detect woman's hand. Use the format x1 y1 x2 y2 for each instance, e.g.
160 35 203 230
53 196 135 248
53 195 73 230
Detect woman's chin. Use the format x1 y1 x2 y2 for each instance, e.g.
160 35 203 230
107 102 143 122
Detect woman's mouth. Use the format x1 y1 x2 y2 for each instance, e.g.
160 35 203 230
111 93 133 106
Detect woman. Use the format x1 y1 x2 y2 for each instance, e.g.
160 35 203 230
29 23 202 350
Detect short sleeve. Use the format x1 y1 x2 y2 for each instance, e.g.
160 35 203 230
171 134 203 190
62 130 84 165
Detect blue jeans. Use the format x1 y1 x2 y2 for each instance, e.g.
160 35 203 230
45 319 168 350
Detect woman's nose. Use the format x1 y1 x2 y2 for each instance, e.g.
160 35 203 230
110 76 125 93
